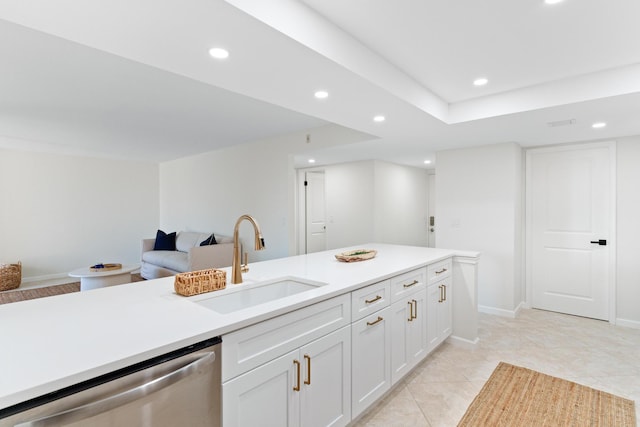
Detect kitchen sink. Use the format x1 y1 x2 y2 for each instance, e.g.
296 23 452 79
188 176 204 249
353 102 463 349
194 277 327 314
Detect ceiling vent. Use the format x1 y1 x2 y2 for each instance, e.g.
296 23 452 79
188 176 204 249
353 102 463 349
547 119 576 127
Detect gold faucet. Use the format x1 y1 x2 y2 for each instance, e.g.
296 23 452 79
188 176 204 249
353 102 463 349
232 214 265 284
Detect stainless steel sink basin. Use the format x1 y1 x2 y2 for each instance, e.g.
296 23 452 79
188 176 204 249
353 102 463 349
194 277 326 314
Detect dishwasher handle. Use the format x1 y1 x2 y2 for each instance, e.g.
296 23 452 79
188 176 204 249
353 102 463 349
15 352 216 427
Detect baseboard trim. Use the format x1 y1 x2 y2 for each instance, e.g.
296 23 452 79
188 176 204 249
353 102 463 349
615 318 640 330
21 272 69 284
478 302 525 319
447 335 479 349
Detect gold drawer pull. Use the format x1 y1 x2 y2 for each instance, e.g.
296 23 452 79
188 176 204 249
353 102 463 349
365 295 382 304
436 268 448 274
293 359 301 391
403 280 419 288
367 316 384 326
304 354 311 385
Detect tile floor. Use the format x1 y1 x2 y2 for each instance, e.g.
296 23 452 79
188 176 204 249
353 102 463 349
352 308 640 426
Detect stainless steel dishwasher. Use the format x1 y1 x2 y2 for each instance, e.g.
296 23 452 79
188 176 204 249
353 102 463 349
0 336 221 427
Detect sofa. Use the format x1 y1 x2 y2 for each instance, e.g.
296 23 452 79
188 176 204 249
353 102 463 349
141 231 235 280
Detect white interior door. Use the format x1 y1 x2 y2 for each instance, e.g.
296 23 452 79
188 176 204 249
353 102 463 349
305 171 326 254
527 143 615 321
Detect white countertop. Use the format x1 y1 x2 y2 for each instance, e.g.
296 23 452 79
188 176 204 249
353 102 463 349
0 244 467 411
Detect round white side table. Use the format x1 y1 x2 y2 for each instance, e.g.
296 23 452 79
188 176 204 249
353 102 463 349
68 264 139 291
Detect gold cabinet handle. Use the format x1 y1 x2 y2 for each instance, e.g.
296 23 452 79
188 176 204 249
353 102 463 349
293 359 301 391
438 285 443 303
411 299 417 320
407 301 413 322
367 316 384 326
304 354 311 385
436 268 447 274
365 295 382 304
403 280 419 288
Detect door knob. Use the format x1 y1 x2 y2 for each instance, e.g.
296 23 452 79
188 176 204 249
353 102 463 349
590 239 607 246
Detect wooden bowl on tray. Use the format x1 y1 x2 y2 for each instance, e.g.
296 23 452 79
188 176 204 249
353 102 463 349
335 249 377 263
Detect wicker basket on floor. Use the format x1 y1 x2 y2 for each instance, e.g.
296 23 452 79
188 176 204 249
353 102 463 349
0 262 21 292
174 268 226 297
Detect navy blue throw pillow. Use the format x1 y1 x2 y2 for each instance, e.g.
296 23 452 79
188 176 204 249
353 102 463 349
154 230 176 251
200 234 217 246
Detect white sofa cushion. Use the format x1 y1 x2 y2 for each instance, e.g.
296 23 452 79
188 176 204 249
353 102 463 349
142 250 189 272
176 232 204 252
216 234 233 244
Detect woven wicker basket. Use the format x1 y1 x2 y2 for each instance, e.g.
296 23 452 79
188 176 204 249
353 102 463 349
174 268 226 297
0 262 21 292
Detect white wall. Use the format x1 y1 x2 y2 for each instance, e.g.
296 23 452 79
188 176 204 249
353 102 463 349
616 138 640 326
0 149 159 281
160 137 293 262
323 161 375 249
373 160 429 246
158 124 373 261
437 139 640 326
299 160 430 252
436 142 524 315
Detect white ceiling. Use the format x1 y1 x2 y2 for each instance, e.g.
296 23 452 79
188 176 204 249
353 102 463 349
1 0 639 168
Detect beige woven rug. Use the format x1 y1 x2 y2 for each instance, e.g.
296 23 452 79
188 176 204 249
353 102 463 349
458 362 636 427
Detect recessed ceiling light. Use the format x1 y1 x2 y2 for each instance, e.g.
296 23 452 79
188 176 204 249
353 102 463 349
314 91 329 99
308 159 316 164
373 115 386 122
592 122 607 129
473 78 488 86
208 47 229 59
544 0 564 4
424 160 432 165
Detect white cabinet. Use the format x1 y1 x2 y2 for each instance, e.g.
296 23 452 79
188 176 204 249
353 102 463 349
300 327 351 427
223 326 351 427
389 268 428 385
427 277 452 352
390 288 427 384
223 295 350 381
351 306 392 419
351 279 390 320
222 295 351 427
222 258 455 426
223 349 297 427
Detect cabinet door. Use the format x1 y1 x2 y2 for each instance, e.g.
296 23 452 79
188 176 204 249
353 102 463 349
407 289 428 366
223 350 300 427
390 298 411 384
391 290 428 384
426 283 441 353
351 307 391 418
300 326 351 427
439 280 452 339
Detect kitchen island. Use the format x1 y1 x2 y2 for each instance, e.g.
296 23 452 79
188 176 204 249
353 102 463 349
0 243 479 424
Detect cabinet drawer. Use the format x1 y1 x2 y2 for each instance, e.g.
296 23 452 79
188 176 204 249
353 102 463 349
427 258 452 284
222 294 351 381
390 268 426 302
351 280 391 321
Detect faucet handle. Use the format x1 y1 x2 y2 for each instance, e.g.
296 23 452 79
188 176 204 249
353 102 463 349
241 252 249 273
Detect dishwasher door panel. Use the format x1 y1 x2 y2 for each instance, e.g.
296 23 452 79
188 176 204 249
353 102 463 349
1 338 221 427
